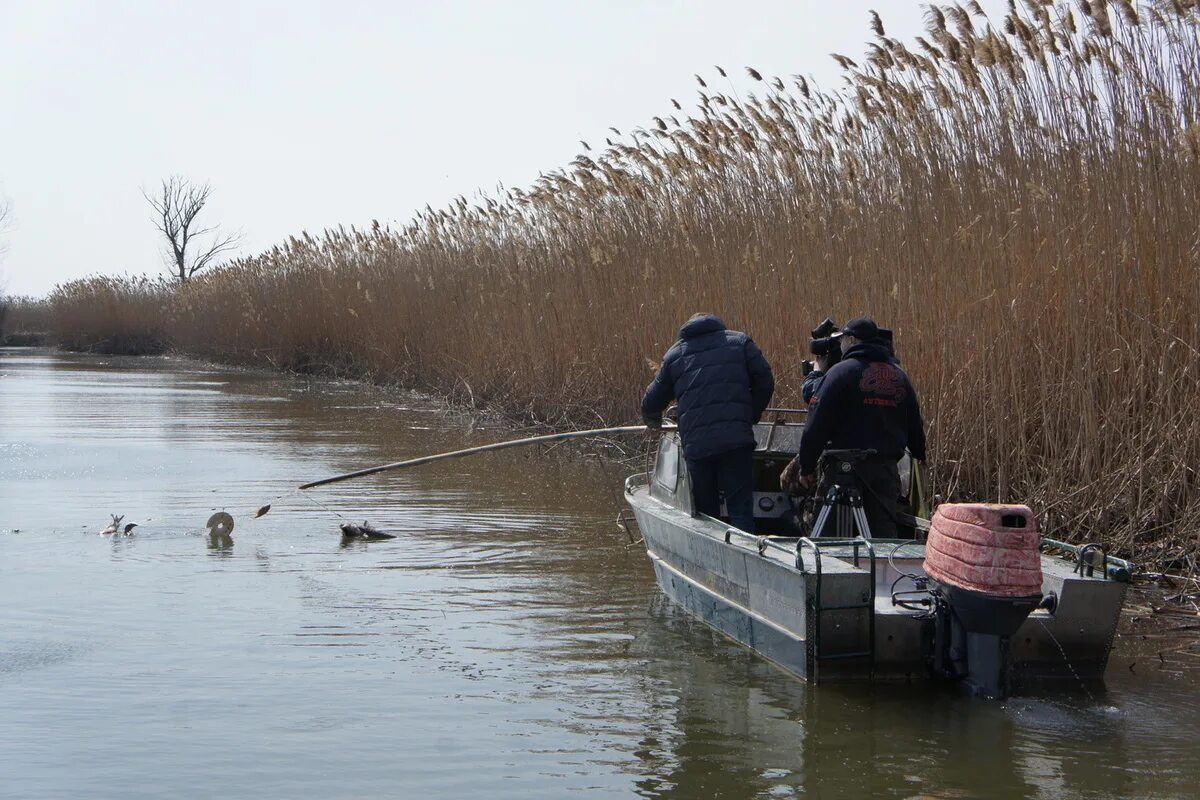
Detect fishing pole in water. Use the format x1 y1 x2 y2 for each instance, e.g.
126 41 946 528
195 424 669 538
298 424 667 490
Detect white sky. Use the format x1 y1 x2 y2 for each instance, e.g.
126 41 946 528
0 0 1008 296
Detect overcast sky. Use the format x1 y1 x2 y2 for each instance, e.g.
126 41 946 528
0 0 1008 296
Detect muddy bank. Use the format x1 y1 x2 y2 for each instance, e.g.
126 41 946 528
56 334 168 356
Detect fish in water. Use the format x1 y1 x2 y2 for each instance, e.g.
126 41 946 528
339 521 396 540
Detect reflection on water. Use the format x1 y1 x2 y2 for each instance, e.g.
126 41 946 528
1 349 1198 799
208 530 235 552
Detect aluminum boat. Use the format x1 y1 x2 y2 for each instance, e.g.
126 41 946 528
623 416 1131 698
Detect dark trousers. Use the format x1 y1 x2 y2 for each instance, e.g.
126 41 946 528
819 457 901 538
687 445 756 533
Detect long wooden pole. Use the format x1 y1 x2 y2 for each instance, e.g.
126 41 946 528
299 425 667 490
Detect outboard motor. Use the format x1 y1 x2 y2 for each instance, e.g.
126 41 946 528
924 503 1045 698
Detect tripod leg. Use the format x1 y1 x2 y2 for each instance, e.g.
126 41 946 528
839 501 854 539
851 505 873 540
811 504 834 538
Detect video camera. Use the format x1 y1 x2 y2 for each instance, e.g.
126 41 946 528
801 317 842 377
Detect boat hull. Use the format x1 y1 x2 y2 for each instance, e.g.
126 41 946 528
627 470 1128 690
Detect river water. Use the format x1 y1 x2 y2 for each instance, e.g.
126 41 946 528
1 349 1198 799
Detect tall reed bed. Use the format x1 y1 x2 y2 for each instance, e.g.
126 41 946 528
49 276 170 354
50 0 1200 567
1 296 55 340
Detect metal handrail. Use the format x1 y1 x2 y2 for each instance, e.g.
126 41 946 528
1040 536 1132 583
795 536 877 683
724 527 801 558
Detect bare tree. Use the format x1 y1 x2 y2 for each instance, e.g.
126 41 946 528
0 197 11 258
0 200 10 334
0 199 11 305
144 176 242 282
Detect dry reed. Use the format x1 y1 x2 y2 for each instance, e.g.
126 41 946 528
48 276 170 354
47 1 1200 569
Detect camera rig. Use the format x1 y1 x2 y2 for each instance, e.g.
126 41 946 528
801 317 843 376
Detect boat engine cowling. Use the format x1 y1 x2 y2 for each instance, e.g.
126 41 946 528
924 503 1045 698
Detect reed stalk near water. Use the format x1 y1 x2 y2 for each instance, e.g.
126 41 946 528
49 0 1200 570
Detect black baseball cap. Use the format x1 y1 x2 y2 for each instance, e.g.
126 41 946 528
832 316 879 340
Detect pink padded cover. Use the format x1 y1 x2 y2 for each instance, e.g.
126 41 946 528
924 503 1043 597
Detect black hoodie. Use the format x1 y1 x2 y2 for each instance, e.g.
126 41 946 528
796 341 925 473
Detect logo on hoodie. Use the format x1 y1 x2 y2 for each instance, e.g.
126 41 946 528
859 362 907 406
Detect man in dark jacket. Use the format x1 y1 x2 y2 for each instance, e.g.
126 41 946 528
781 317 925 538
642 313 775 533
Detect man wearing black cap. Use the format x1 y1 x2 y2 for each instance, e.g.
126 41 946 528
781 317 925 537
642 313 775 533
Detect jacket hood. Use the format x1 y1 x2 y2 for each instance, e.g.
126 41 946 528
679 314 727 339
842 341 894 362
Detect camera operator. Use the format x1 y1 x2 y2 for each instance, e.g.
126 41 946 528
801 318 841 405
802 343 837 405
781 317 926 538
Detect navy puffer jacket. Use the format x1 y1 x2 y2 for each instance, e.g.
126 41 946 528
641 314 775 460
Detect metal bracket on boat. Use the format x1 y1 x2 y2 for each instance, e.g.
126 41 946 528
1040 537 1132 583
725 527 770 555
1076 543 1107 579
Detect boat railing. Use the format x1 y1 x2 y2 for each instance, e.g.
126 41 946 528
722 526 884 571
797 536 878 682
722 526 804 558
1040 536 1133 583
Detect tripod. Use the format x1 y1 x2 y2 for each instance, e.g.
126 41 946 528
807 449 876 540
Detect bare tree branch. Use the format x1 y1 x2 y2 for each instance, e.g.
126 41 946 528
189 230 242 277
142 176 242 282
0 197 12 259
0 200 10 321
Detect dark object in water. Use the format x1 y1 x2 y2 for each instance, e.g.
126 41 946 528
340 521 395 540
206 511 235 536
253 504 271 519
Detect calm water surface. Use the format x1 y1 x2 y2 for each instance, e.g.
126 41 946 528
1 349 1198 799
